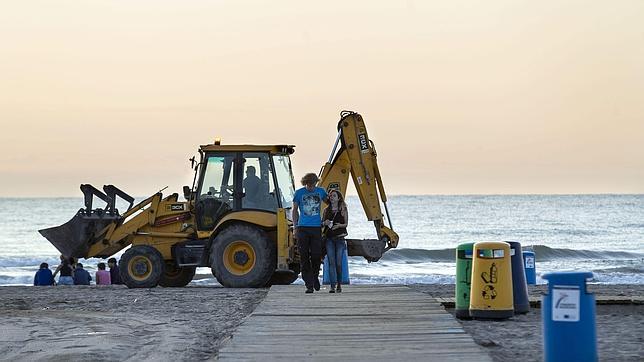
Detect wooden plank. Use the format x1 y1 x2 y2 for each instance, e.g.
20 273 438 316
217 285 492 361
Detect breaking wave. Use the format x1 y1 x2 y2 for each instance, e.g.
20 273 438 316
379 245 643 264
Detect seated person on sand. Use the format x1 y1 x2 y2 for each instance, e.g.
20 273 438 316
96 262 112 285
108 257 122 285
53 255 74 286
73 263 92 285
34 262 54 286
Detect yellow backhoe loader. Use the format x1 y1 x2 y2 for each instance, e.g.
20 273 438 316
39 111 399 288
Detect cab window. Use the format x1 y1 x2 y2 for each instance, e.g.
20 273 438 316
242 153 277 211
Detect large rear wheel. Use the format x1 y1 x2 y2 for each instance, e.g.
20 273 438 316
210 224 276 288
159 262 196 288
120 245 164 288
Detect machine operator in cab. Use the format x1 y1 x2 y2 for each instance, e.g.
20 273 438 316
292 173 328 293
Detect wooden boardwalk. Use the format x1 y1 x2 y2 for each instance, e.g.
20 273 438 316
217 285 491 361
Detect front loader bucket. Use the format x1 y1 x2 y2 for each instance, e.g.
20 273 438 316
39 183 133 258
346 239 387 262
39 211 121 258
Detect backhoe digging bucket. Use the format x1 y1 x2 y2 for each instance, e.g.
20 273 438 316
346 239 387 262
38 184 133 258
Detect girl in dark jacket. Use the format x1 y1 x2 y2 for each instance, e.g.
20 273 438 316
323 189 348 293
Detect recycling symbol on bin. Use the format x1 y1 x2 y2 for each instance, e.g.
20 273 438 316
482 285 497 300
481 262 498 300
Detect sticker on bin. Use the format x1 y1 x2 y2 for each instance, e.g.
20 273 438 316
552 287 580 322
525 256 535 268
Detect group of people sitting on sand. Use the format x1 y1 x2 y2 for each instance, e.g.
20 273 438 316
34 255 122 286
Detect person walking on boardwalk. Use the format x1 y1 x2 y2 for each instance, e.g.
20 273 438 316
292 173 328 293
323 189 349 293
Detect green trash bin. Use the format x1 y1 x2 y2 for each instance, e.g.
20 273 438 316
455 242 474 319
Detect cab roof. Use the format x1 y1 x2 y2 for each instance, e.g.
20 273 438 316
199 144 295 154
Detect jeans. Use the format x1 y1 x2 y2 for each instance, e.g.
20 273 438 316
58 276 74 285
297 227 323 289
325 238 347 286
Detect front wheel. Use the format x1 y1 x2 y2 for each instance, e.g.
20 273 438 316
120 245 164 288
210 224 276 288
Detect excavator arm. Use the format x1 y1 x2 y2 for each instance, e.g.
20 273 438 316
318 111 399 261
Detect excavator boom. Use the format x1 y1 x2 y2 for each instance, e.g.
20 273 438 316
318 111 399 261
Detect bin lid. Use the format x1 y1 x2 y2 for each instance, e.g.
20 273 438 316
542 271 593 288
456 242 474 250
504 240 521 249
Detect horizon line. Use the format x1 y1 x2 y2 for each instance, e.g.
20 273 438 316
1 192 642 199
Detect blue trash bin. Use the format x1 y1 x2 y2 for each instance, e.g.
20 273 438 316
507 241 530 314
323 249 350 285
542 271 597 362
523 250 536 285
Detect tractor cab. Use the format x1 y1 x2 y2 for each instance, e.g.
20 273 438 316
193 144 296 231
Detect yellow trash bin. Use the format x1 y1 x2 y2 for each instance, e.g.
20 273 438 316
469 241 514 319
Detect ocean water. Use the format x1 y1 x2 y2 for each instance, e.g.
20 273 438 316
1 195 643 286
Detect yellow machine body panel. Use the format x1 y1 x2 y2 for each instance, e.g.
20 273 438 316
86 193 195 259
200 144 295 154
213 210 278 230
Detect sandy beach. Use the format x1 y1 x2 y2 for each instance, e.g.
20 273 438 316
0 284 642 361
0 286 266 361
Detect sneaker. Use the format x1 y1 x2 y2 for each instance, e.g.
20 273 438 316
329 288 335 294
314 278 320 291
336 285 342 293
305 288 314 294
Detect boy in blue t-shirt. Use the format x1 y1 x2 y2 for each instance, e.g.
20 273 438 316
292 172 328 293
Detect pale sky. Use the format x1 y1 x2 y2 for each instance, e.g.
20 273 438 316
1 1 643 197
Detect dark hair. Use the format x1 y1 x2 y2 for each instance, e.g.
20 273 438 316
329 189 345 204
324 189 347 218
108 258 117 264
40 262 48 269
60 256 75 266
97 262 106 270
76 263 83 268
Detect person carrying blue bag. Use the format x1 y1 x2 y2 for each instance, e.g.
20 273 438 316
323 189 349 293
